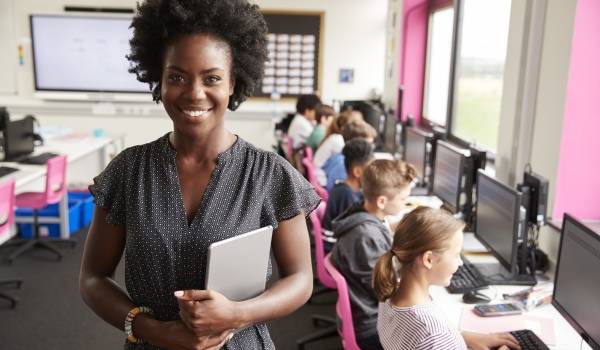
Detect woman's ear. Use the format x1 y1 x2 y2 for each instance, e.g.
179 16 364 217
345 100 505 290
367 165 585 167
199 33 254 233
421 251 434 269
229 76 236 96
376 195 387 210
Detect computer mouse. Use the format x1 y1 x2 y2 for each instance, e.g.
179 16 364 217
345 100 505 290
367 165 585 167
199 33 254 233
462 290 491 304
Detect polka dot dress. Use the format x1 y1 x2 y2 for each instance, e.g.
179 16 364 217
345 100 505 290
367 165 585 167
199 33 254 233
90 133 321 350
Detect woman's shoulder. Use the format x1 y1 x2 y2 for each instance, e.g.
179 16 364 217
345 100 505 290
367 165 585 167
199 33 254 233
114 134 171 162
235 137 293 171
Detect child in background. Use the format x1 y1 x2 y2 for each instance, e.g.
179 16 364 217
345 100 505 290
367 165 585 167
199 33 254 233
305 104 335 152
321 120 377 191
313 109 363 185
322 138 374 253
330 159 416 350
288 94 321 148
373 206 521 350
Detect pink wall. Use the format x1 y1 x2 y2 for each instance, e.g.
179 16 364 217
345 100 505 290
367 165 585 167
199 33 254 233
399 0 429 124
553 0 600 221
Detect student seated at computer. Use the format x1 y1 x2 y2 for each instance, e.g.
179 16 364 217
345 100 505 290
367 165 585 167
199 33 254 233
330 159 415 350
321 138 374 253
373 207 521 350
321 120 377 191
287 94 321 148
305 104 335 152
313 109 363 185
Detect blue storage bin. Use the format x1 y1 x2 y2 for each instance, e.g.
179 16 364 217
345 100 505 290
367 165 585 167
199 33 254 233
16 198 82 238
68 192 95 227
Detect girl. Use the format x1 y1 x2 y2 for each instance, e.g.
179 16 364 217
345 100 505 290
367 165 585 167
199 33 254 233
372 207 521 350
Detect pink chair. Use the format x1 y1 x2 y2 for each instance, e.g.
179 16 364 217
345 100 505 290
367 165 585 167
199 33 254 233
3 155 76 265
302 158 329 203
303 146 314 162
324 253 361 350
0 178 23 308
285 134 294 160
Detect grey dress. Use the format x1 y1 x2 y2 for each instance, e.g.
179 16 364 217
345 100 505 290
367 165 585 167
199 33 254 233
90 133 320 350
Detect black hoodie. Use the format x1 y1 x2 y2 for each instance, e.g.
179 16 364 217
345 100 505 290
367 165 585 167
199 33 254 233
330 200 392 340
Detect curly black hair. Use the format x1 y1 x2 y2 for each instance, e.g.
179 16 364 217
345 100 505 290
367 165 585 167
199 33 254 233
342 138 374 172
127 0 269 110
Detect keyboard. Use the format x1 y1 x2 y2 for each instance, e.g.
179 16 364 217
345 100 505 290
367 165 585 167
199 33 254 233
446 254 489 293
18 152 60 165
492 329 549 350
0 166 19 177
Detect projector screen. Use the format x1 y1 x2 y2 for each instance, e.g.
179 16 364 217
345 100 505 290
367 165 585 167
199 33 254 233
30 14 149 93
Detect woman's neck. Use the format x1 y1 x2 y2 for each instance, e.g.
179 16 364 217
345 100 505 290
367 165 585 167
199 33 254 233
169 123 236 164
391 270 432 308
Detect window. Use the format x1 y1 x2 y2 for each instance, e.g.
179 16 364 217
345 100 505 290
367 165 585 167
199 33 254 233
423 6 454 127
452 0 512 151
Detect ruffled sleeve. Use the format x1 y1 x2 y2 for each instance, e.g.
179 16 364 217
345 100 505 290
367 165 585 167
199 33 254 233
88 150 129 226
261 156 321 228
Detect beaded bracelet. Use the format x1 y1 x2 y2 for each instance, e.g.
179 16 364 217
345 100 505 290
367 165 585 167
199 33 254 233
125 306 154 344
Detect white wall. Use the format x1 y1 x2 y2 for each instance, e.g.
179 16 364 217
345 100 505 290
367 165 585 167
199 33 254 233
0 0 388 148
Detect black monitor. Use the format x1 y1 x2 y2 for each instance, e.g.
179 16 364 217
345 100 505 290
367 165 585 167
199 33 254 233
403 127 429 184
384 113 400 154
473 170 535 285
432 141 465 214
4 118 35 161
361 101 384 139
553 214 600 350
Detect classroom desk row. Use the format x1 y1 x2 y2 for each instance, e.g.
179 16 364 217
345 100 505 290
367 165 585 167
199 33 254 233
0 134 124 245
386 195 591 350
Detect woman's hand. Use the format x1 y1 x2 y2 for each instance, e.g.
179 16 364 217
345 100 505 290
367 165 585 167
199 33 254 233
148 319 232 350
175 289 239 337
462 331 521 350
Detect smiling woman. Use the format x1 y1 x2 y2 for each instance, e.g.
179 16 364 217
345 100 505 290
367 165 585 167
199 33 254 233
78 1 321 350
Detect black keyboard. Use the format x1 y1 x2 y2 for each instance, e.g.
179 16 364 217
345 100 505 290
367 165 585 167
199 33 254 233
446 254 489 293
492 329 549 350
0 166 18 177
18 152 60 165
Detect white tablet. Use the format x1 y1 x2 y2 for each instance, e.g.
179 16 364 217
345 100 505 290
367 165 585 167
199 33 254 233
205 226 274 303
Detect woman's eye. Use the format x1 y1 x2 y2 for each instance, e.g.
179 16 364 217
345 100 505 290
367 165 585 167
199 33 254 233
168 74 184 82
206 76 221 83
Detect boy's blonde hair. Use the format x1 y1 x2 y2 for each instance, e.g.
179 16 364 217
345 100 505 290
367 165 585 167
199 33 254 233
342 120 377 142
361 159 416 202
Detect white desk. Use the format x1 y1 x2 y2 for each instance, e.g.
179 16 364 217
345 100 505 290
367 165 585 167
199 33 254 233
0 134 124 244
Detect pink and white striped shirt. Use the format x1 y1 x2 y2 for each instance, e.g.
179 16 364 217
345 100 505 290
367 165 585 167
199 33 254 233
378 298 467 350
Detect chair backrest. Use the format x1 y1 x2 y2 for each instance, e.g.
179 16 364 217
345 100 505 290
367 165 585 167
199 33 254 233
310 202 336 290
302 157 329 203
45 155 68 205
285 134 294 160
324 254 361 350
0 178 16 239
303 146 313 162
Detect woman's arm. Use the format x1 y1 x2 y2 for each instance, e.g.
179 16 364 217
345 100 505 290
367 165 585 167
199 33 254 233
176 213 313 336
80 206 232 350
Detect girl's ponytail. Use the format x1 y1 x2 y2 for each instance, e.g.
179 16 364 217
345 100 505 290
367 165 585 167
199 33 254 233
372 251 400 302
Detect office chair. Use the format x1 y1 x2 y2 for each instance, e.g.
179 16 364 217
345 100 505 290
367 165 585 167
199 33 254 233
0 178 23 308
302 157 329 203
2 155 76 265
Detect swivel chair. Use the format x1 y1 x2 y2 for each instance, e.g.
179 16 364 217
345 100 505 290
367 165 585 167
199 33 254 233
0 178 23 308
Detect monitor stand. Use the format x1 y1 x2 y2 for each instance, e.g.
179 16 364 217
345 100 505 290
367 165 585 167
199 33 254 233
473 262 537 286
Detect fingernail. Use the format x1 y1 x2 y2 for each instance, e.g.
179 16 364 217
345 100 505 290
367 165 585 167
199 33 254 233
229 333 233 340
174 290 184 297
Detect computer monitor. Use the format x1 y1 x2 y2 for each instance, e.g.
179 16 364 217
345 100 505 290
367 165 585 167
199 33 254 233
4 118 35 161
473 170 535 285
403 127 429 184
361 101 384 140
432 141 465 214
553 214 600 350
383 113 399 154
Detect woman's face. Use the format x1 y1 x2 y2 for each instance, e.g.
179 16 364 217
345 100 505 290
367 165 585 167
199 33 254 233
161 34 234 139
430 229 464 287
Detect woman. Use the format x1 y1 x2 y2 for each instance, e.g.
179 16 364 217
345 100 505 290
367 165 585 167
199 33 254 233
79 1 320 349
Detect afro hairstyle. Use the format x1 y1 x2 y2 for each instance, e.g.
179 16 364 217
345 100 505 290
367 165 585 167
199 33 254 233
127 0 269 110
342 138 374 172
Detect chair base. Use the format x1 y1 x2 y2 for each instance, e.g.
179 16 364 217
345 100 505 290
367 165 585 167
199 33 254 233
296 324 338 350
0 278 23 309
1 238 77 265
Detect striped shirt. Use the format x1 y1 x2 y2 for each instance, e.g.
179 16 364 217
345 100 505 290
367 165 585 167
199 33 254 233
378 298 467 350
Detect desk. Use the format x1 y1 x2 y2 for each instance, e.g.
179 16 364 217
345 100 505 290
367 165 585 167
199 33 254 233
0 134 124 245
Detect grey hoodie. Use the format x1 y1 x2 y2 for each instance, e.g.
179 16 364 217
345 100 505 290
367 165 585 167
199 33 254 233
330 200 392 340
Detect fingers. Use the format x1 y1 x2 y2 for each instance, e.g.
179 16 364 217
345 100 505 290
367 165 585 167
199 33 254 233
207 330 233 350
501 333 521 349
174 289 212 301
498 346 509 350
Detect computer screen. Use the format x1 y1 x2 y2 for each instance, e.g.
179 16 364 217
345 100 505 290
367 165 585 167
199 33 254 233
432 140 464 213
384 113 398 153
474 170 521 272
553 214 600 350
403 127 428 183
361 101 384 136
4 118 34 161
30 14 148 93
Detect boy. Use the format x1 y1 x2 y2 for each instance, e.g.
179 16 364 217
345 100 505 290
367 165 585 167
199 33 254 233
305 104 335 152
287 94 322 148
322 138 374 253
330 159 416 350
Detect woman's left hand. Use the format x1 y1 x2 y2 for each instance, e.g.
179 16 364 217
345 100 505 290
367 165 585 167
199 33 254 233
174 289 239 337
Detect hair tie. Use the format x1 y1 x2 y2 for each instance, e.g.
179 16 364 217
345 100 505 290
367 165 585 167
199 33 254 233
391 254 401 283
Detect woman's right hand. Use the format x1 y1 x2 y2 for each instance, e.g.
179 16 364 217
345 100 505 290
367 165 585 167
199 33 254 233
148 320 233 350
462 331 521 350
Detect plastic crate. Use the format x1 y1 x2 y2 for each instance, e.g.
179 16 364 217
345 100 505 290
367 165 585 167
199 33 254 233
16 198 82 238
68 192 94 227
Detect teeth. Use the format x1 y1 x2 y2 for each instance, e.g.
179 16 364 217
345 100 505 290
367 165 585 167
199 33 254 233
182 109 211 117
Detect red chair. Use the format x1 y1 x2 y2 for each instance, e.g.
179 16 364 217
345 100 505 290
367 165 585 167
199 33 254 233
3 155 76 265
0 178 23 308
302 157 329 203
324 253 361 350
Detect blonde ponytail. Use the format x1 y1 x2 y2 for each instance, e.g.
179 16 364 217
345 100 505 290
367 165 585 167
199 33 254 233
372 251 400 302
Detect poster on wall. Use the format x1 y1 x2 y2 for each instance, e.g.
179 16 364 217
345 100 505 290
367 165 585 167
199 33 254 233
255 11 323 99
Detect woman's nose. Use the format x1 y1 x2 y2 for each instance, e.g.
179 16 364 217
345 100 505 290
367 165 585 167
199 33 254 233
187 80 206 101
